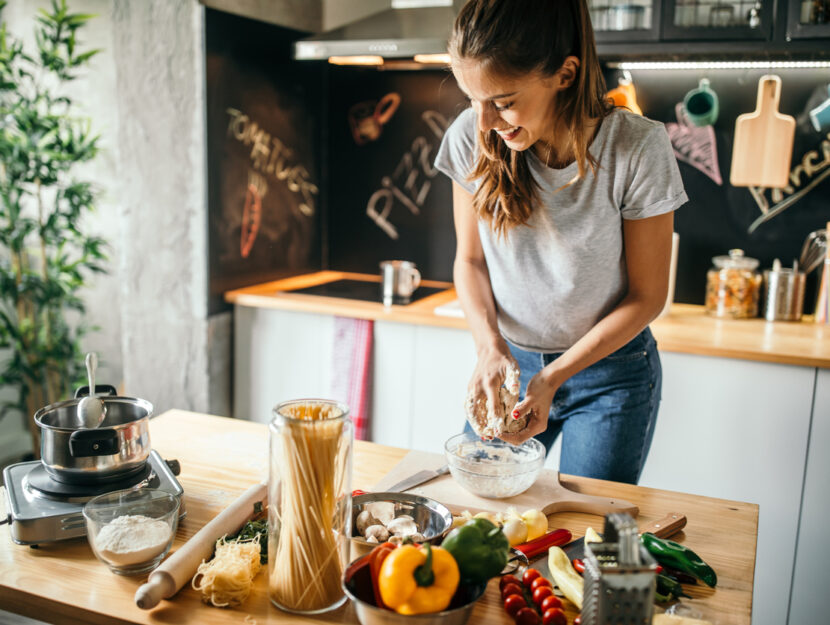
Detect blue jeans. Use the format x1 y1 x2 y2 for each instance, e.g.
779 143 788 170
466 328 661 485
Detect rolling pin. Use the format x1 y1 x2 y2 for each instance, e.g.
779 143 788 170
135 483 267 609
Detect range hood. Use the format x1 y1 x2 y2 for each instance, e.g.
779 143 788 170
293 0 462 62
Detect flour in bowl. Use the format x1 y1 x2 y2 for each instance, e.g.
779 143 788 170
94 514 172 566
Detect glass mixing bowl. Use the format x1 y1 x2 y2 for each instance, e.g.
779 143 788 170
83 487 179 575
444 433 544 499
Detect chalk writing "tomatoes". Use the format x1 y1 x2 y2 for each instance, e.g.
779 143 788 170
226 108 318 217
366 111 449 239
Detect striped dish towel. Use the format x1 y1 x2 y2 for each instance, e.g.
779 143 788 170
330 317 374 440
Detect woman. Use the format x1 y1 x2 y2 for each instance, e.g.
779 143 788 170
434 0 687 484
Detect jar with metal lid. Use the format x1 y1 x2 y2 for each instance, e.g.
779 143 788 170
705 249 762 318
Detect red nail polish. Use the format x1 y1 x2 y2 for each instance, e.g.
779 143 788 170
512 410 520 419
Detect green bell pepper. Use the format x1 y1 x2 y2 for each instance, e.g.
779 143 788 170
441 517 509 585
641 532 717 587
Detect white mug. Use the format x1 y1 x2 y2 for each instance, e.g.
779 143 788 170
379 260 421 306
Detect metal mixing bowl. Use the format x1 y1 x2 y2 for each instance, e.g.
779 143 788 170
351 492 452 557
342 552 486 625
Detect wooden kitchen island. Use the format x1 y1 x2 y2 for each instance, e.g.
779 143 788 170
0 410 758 625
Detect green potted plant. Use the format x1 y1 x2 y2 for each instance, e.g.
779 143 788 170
0 0 106 455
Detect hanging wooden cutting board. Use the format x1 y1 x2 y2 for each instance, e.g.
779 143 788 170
373 449 638 518
730 74 795 188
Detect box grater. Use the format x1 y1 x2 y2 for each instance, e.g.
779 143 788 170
581 513 658 625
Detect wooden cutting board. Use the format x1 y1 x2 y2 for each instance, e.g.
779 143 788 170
730 74 795 188
373 449 638 519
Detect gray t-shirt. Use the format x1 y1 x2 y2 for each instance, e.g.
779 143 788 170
434 107 688 352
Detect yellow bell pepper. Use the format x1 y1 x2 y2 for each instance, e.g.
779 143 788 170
378 543 460 615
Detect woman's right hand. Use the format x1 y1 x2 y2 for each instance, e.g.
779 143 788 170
466 344 517 436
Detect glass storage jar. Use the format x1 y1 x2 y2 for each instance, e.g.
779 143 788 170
705 249 762 318
268 399 353 614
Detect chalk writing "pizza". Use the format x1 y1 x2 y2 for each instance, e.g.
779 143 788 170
366 111 449 239
226 108 318 217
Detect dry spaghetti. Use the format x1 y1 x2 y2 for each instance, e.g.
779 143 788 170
268 400 352 613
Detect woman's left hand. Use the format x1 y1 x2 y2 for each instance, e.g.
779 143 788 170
499 371 559 445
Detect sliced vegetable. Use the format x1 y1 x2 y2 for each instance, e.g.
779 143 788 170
547 546 584 610
640 532 717 587
585 527 602 543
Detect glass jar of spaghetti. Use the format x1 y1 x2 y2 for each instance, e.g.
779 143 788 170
705 249 762 318
268 399 353 614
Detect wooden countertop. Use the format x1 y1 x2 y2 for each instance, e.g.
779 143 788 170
226 271 830 369
0 410 758 625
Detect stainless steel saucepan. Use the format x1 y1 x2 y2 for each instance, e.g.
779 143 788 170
34 385 153 484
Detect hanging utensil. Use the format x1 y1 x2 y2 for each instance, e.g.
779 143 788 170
76 352 106 428
730 75 796 188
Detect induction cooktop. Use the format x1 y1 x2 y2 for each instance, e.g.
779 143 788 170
284 279 447 304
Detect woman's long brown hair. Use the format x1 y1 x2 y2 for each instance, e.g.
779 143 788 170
449 0 612 235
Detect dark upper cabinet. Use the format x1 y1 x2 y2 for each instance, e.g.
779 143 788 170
786 0 830 39
592 0 829 56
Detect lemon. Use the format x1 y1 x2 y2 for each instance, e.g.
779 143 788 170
521 508 548 541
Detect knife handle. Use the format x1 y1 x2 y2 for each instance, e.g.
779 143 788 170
515 528 572 559
640 512 686 539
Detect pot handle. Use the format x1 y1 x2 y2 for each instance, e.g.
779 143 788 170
74 384 118 398
69 429 119 457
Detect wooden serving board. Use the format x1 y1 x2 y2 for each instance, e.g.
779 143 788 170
373 450 638 519
730 74 795 188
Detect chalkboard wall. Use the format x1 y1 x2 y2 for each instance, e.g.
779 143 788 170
207 11 830 314
206 10 323 314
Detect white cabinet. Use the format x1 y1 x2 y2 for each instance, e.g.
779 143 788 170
639 352 814 625
789 368 829 625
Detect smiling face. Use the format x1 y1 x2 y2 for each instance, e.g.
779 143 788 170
453 58 565 157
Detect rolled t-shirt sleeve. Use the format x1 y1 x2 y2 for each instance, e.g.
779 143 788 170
620 123 688 220
434 107 478 194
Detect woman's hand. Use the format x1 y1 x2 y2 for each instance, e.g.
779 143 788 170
466 345 517 438
500 370 559 445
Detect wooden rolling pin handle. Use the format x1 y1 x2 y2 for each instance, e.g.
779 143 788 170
134 482 267 610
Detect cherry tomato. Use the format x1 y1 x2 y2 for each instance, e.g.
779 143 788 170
532 585 554 606
503 593 527 618
530 576 552 591
541 595 563 613
574 617 582 625
501 583 524 600
500 575 521 591
571 558 585 574
543 607 567 625
522 568 542 587
515 606 542 625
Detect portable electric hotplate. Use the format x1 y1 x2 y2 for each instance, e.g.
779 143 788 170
1 450 184 546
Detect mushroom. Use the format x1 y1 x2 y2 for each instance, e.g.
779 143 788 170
356 510 380 535
365 502 395 526
386 516 419 538
364 524 390 543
